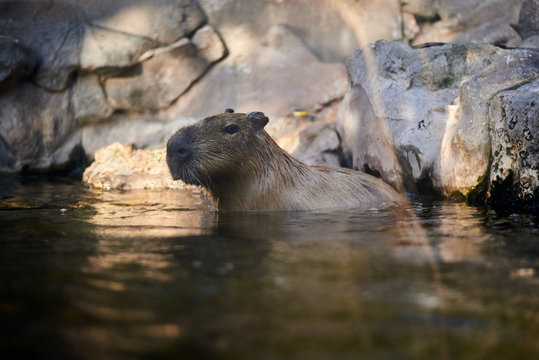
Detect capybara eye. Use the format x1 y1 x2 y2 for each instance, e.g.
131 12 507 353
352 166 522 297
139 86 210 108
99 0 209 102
222 124 240 135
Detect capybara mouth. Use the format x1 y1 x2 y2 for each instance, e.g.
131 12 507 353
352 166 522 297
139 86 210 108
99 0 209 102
166 156 203 186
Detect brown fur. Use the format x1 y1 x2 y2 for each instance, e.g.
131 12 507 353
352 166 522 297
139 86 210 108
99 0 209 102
166 111 404 211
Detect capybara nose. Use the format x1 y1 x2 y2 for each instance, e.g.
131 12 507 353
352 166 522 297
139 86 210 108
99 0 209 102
167 137 192 164
176 146 191 160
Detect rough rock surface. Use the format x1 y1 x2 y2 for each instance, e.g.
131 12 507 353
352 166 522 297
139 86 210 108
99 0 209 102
82 142 185 190
166 24 348 124
0 36 36 92
489 81 539 208
518 0 539 41
72 74 113 126
338 40 539 207
104 25 226 111
406 0 526 47
199 0 403 63
0 0 219 173
0 0 533 182
0 82 73 170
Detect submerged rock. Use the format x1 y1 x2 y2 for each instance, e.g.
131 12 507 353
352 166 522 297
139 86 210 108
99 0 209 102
338 40 539 208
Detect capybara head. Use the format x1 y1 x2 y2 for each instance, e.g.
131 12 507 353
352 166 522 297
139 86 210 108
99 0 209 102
166 110 269 187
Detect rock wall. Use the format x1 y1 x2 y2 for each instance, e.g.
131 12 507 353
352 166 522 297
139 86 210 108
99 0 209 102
1 0 537 208
1 0 401 174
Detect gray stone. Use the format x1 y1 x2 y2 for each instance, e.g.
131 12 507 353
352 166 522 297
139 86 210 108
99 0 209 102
0 1 207 90
71 74 113 125
338 40 539 203
104 25 226 111
166 24 348 124
0 82 73 171
522 35 539 49
268 104 343 168
80 0 206 69
199 0 402 63
0 36 36 92
518 0 539 40
443 49 539 196
489 81 539 206
0 1 84 91
412 0 525 46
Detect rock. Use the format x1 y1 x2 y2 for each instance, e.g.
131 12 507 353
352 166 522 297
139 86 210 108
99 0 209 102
0 36 36 92
104 25 226 111
442 49 539 197
71 74 113 125
199 0 402 63
82 142 189 190
0 1 206 90
192 24 227 62
167 24 348 124
80 0 206 70
81 116 196 159
401 0 438 18
270 103 343 168
0 1 83 91
337 85 404 192
522 35 539 49
0 82 73 172
489 81 539 208
518 0 539 40
411 0 525 47
338 40 539 205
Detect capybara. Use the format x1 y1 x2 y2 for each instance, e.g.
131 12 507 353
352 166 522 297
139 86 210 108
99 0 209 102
166 110 404 211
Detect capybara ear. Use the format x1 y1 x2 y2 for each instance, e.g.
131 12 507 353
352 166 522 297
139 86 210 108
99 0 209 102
247 111 269 133
224 108 234 113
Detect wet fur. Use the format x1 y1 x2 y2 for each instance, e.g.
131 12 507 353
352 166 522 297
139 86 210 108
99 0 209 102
167 112 403 211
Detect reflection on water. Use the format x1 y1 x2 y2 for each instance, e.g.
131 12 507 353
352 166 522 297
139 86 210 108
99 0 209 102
0 178 538 359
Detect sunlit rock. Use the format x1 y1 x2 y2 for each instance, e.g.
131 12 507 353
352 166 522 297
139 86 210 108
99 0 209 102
338 40 539 207
199 0 403 63
79 0 206 70
82 142 197 191
167 24 348 124
104 25 226 111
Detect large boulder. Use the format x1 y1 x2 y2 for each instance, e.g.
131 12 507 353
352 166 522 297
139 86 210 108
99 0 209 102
489 81 539 209
165 24 348 124
82 142 179 190
338 40 539 207
104 25 226 111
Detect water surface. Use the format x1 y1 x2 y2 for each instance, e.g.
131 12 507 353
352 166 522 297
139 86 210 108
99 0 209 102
0 178 538 359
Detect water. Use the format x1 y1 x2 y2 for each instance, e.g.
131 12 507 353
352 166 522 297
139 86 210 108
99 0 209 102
0 177 538 359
